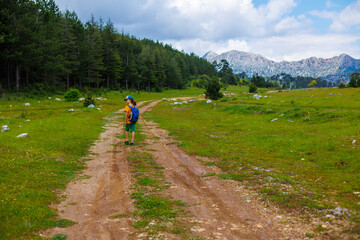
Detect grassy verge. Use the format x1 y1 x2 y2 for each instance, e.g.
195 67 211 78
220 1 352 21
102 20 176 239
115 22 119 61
146 86 360 237
0 88 203 239
125 124 198 239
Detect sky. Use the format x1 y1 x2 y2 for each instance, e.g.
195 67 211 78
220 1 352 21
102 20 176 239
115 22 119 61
55 0 360 61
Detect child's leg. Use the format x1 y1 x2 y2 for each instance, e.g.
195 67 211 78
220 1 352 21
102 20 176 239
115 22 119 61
125 129 129 142
131 131 135 143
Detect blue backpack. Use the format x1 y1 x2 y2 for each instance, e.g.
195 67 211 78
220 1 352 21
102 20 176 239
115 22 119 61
128 105 139 123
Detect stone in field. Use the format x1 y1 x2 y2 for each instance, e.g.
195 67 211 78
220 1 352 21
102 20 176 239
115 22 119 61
17 133 29 138
24 103 30 107
206 99 212 103
1 125 10 132
162 98 167 101
88 104 95 108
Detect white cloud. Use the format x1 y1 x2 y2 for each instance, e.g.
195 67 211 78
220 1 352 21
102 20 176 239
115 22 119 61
326 0 338 8
166 34 360 61
163 38 251 57
248 33 360 61
56 0 303 40
55 0 360 61
310 0 360 32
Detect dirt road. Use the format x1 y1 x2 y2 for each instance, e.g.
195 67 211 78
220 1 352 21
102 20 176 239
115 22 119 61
43 99 305 239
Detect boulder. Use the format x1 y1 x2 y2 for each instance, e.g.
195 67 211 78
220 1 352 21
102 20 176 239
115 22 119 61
78 98 85 101
17 133 29 138
162 98 168 101
88 104 95 108
1 125 10 132
253 94 262 100
182 101 188 104
24 103 30 107
206 99 212 103
189 100 195 103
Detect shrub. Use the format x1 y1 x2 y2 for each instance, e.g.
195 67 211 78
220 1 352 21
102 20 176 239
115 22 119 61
64 88 80 102
338 83 346 88
83 95 95 107
249 83 257 93
205 78 223 100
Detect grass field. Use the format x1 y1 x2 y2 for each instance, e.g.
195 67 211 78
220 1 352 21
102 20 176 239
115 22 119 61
147 86 360 234
0 88 203 239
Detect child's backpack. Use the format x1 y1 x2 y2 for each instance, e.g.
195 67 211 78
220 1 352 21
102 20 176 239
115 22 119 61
128 105 139 123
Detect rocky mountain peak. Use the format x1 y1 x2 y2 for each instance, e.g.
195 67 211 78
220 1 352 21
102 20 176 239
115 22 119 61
202 50 360 81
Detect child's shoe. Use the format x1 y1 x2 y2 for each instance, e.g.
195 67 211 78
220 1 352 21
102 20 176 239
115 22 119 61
130 142 134 145
125 141 129 145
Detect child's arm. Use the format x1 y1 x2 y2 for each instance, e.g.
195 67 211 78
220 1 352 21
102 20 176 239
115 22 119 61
125 111 128 125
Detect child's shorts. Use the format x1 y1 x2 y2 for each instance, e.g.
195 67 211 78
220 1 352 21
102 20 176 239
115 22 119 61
125 123 136 132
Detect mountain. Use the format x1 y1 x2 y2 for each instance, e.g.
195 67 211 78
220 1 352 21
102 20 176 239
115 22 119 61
203 50 360 81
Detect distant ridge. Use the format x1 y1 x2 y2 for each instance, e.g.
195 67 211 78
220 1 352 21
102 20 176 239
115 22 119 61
203 50 360 81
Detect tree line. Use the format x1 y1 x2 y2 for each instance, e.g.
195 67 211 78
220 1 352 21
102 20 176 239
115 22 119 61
0 0 218 93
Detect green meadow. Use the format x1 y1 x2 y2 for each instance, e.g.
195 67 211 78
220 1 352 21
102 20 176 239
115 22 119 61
1 86 360 238
147 86 360 232
0 89 203 239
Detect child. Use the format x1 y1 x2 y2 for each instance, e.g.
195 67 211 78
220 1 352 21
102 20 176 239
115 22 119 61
124 95 136 145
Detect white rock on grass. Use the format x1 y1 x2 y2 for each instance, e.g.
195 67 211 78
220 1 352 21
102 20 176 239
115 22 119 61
162 98 168 101
88 104 95 108
206 99 212 103
189 100 195 103
1 125 10 132
182 101 188 104
174 102 182 105
17 133 29 138
25 119 31 122
24 103 30 107
271 118 278 122
78 98 85 101
95 97 107 101
97 108 101 111
170 98 177 101
253 94 262 100
55 98 62 101
68 109 74 112
352 140 356 145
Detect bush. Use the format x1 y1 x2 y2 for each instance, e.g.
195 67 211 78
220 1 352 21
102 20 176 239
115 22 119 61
64 88 80 102
83 96 95 107
205 78 223 100
249 83 257 93
338 83 346 89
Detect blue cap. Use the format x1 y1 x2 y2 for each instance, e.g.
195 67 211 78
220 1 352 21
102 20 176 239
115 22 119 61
124 95 134 101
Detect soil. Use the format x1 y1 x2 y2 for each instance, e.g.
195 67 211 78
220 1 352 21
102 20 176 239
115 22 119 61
41 99 348 240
